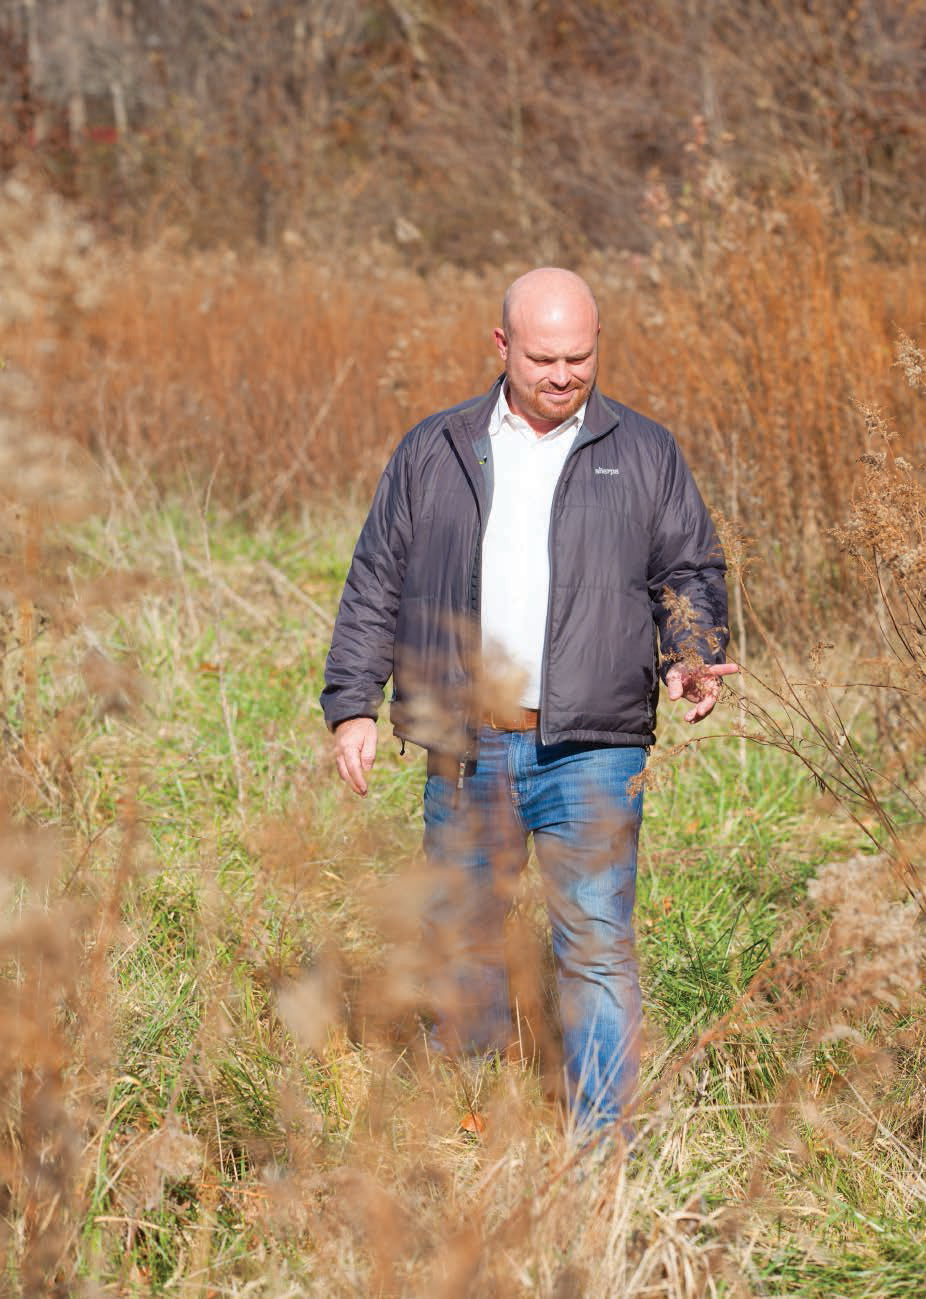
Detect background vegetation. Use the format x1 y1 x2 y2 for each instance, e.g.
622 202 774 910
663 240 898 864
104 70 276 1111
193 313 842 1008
0 1 925 1295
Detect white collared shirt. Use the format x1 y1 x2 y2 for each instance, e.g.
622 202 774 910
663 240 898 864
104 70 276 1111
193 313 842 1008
480 387 587 707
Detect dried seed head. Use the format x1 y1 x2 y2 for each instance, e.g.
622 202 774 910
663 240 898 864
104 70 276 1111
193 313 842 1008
276 961 342 1052
80 649 145 717
808 854 925 1011
0 420 103 521
894 330 925 391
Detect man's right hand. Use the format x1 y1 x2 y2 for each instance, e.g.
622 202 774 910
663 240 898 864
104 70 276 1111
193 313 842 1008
333 717 378 796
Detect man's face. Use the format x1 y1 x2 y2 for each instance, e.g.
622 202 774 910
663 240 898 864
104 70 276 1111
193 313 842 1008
493 304 599 434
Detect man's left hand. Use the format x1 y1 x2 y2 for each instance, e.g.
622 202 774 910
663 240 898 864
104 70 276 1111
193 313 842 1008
666 661 739 724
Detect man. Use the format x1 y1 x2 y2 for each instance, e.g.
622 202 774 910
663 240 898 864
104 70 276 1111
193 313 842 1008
321 267 736 1135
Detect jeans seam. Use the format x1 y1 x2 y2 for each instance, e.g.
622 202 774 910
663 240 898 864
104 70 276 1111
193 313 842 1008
507 732 528 834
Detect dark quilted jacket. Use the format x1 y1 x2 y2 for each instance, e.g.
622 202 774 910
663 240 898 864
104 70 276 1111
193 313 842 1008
321 379 728 753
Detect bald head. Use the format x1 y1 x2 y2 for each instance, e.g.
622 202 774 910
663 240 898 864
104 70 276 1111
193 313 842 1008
501 267 599 339
494 267 600 436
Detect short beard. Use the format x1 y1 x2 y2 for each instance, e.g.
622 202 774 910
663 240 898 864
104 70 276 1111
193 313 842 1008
532 386 588 422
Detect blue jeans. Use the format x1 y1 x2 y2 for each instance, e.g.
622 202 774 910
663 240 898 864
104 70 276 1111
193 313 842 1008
422 728 645 1134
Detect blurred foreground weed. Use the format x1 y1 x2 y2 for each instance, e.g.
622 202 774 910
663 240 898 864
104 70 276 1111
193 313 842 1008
1 307 925 1291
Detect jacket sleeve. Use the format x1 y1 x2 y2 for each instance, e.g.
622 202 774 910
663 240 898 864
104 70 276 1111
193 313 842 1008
646 433 729 676
320 438 414 730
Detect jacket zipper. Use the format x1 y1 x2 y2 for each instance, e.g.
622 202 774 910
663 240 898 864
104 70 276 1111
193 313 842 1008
464 515 483 760
444 421 489 766
538 486 559 748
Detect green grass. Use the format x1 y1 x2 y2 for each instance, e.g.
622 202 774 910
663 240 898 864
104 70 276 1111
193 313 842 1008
3 494 924 1297
758 1226 926 1298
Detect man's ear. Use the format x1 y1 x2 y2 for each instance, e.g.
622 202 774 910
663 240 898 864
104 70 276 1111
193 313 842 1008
493 327 508 361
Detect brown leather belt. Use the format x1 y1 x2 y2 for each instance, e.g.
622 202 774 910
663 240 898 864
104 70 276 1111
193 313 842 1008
482 706 540 732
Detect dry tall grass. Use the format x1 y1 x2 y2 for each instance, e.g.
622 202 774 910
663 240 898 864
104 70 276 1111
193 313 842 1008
4 164 921 639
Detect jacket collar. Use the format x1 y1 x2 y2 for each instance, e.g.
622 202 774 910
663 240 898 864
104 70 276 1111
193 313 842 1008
443 379 622 515
575 384 622 445
443 378 504 515
448 376 504 458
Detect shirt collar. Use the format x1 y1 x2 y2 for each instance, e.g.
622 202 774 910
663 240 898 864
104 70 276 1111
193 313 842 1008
489 383 587 442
